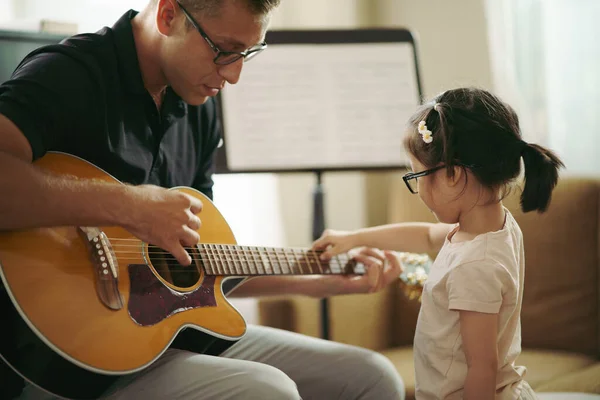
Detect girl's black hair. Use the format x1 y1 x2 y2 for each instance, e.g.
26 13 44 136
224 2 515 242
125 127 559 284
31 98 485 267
404 87 564 213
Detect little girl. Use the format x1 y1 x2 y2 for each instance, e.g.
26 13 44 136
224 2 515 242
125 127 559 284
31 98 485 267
313 88 564 400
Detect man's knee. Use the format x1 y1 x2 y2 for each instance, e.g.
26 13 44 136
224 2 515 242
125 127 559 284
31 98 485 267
338 349 404 400
361 352 405 399
233 364 300 400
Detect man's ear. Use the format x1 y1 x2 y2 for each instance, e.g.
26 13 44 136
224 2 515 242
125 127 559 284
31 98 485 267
156 0 179 37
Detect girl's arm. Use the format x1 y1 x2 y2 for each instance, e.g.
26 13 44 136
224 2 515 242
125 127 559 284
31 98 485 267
459 310 499 400
313 222 453 260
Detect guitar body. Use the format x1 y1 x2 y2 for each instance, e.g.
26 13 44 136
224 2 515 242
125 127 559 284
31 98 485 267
0 153 246 399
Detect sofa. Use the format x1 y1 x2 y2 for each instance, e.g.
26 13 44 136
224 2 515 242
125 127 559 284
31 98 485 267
257 176 600 399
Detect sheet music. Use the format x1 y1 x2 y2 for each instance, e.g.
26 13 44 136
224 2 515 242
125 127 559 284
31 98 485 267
220 42 420 171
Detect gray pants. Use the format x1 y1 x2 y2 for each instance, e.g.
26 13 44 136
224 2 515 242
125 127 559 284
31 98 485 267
20 325 405 400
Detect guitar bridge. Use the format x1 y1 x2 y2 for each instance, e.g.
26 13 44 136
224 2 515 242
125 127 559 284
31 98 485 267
78 227 124 310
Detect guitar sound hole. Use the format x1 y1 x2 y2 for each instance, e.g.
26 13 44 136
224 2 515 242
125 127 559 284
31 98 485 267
148 245 201 288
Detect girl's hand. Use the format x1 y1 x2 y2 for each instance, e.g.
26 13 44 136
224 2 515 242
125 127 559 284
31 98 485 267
312 229 360 260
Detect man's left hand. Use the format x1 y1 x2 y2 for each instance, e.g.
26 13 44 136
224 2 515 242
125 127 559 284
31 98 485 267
318 248 403 297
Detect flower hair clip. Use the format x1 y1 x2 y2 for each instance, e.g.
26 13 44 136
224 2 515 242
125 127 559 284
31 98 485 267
418 121 433 144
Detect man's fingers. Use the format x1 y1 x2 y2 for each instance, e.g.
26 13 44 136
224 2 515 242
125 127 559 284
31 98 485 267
189 196 203 214
358 247 385 261
353 254 381 290
187 213 202 230
384 251 403 273
170 244 192 267
181 227 200 247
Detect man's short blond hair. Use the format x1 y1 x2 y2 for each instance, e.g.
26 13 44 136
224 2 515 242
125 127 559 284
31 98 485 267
156 0 280 18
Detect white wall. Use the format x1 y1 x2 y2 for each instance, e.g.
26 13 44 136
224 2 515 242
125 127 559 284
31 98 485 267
0 0 13 23
11 0 147 33
374 0 493 99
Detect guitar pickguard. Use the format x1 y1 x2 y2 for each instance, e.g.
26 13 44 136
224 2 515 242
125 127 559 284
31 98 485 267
127 264 217 327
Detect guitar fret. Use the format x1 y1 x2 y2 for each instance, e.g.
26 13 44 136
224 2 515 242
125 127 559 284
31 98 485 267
330 255 341 274
256 246 268 275
304 250 316 274
212 244 223 275
291 249 302 275
334 254 345 274
313 250 324 275
206 244 217 275
264 247 275 274
214 244 224 275
284 250 296 274
226 245 237 275
236 247 248 275
238 246 249 275
295 249 307 275
241 246 253 275
242 246 253 274
226 244 236 275
229 245 239 275
217 244 229 275
200 246 213 275
250 246 265 275
230 245 239 274
285 249 295 274
265 247 276 275
275 248 288 275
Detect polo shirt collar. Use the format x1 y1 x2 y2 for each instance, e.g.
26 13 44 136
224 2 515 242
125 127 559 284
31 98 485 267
111 10 186 114
112 9 149 95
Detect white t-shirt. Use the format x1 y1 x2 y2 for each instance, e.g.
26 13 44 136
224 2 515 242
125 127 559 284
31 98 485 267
414 209 527 400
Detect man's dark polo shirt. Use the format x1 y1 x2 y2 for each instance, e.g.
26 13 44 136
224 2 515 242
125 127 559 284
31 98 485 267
0 9 244 398
0 9 220 198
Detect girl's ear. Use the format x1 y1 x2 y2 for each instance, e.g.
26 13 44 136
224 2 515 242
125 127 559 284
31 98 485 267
447 165 465 188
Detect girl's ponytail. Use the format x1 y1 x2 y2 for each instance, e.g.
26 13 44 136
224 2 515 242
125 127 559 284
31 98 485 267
520 143 565 213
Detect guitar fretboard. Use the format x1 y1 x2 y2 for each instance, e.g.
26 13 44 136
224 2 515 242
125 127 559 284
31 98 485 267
196 244 365 276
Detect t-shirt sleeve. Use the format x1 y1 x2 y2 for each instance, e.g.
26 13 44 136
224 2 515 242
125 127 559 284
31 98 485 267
447 260 513 314
192 97 222 201
0 50 96 160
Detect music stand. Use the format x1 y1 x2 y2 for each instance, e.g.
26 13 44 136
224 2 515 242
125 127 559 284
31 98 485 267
215 28 423 340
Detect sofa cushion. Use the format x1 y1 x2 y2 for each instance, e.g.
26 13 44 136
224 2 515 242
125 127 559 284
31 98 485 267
538 394 600 400
516 349 598 389
380 346 597 400
380 346 416 400
535 362 600 394
502 179 600 357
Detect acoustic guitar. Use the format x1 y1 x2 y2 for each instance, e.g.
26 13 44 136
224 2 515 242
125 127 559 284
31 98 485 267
0 152 364 399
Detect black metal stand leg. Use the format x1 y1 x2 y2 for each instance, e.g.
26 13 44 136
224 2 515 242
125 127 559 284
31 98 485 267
312 171 330 340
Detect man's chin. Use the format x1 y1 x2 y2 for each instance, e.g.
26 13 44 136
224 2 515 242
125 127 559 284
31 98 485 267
183 94 210 106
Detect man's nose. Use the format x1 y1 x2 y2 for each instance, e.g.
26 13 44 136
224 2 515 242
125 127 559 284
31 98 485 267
218 58 244 85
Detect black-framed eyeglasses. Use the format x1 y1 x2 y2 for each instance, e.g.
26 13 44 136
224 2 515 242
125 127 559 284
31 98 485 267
402 163 477 194
177 1 268 65
402 165 445 194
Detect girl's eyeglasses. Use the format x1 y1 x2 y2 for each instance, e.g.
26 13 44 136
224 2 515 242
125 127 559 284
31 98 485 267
402 163 476 194
402 165 445 194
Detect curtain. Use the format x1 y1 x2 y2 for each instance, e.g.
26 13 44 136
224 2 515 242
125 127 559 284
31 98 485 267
486 0 600 175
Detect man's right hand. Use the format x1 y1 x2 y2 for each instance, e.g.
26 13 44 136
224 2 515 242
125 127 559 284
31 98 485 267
122 185 203 266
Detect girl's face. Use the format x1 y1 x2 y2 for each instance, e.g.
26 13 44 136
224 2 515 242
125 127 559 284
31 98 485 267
408 155 464 224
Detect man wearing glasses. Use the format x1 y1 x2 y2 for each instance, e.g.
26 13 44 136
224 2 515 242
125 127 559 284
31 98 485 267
0 0 405 399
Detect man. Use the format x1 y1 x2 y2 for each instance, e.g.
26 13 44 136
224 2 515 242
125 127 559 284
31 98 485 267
0 0 405 398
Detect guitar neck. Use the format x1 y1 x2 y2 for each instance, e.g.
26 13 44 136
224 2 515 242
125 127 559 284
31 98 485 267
196 244 365 276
